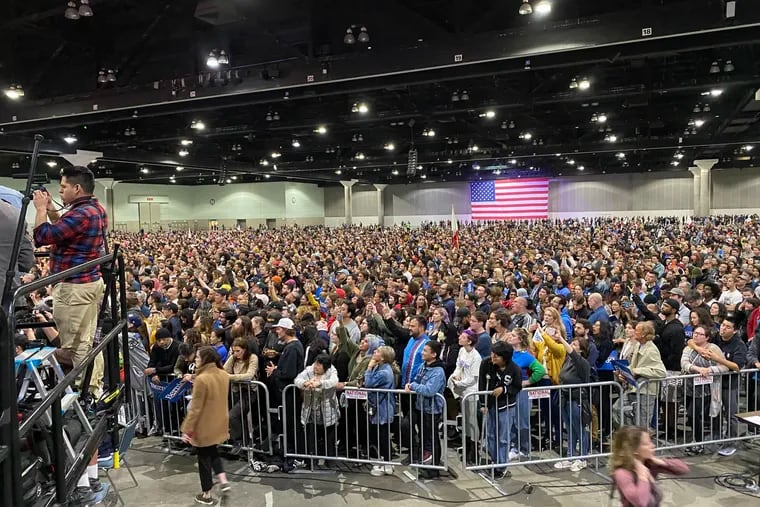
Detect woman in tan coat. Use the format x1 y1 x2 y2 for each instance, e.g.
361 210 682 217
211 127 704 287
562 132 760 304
181 346 231 505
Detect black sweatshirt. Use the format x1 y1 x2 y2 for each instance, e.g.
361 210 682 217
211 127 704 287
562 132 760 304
147 341 180 375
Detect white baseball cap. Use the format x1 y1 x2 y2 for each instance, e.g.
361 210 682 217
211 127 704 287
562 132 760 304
274 317 295 330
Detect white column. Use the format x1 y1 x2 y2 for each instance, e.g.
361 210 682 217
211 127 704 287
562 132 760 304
688 166 700 218
373 184 388 227
340 180 357 225
95 179 116 230
694 159 718 216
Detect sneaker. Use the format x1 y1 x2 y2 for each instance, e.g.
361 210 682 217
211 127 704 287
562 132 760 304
718 446 736 457
70 486 95 505
194 493 215 505
570 459 587 472
493 468 511 479
89 478 104 492
220 482 231 492
685 445 704 456
421 451 433 464
508 449 520 461
553 460 573 470
370 465 386 477
230 442 243 456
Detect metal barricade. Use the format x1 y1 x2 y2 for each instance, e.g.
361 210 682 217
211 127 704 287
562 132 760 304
281 384 448 472
138 377 273 456
632 368 760 453
461 381 624 473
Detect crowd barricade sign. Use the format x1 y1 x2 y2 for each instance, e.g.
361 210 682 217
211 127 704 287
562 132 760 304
460 381 624 473
281 384 448 472
632 368 760 452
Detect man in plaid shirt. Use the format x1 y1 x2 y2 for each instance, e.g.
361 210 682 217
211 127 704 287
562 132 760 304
32 165 107 395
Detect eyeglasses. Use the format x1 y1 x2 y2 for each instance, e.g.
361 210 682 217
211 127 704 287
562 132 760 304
691 331 706 336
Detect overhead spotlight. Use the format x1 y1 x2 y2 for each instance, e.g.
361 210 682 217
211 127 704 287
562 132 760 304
231 175 237 180
471 144 479 152
356 152 366 160
460 90 469 101
335 169 343 175
357 26 370 43
481 110 496 119
523 132 532 140
597 114 607 123
420 174 427 179
63 135 77 144
567 159 575 165
519 0 533 15
97 69 107 84
451 91 460 102
65 1 80 19
693 104 701 113
190 120 205 130
79 0 93 17
578 165 585 171
694 119 705 127
217 50 229 65
709 60 721 74
46 161 57 168
178 149 189 157
106 69 116 82
510 159 517 164
344 27 356 45
608 135 617 142
4 84 24 100
702 104 711 112
578 77 591 90
264 174 271 178
744 145 754 151
315 125 327 134
176 166 184 171
569 77 579 89
534 0 552 14
501 121 508 129
260 159 269 166
675 153 684 159
508 120 515 128
723 60 735 73
384 142 395 151
271 151 282 159
353 102 369 114
292 139 301 148
180 139 193 146
392 169 399 175
616 152 626 159
273 111 280 121
265 112 273 122
206 51 219 69
710 88 724 97
140 167 149 174
447 158 453 164
671 160 680 166
591 113 598 122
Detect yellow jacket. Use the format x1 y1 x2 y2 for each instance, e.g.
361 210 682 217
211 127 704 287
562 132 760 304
533 331 567 385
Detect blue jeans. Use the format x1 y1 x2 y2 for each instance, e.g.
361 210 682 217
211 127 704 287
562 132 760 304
562 399 589 458
486 405 515 468
510 390 531 454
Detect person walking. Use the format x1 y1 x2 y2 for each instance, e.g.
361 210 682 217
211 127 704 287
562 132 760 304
181 346 231 505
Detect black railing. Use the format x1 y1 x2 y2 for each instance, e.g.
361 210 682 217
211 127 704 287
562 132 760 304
0 248 129 507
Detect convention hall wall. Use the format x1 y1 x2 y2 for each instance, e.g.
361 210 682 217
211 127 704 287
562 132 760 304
5 168 759 232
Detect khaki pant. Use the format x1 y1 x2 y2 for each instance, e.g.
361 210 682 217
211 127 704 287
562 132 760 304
53 279 105 394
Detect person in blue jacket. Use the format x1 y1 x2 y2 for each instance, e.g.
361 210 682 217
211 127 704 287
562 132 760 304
364 345 398 477
405 340 445 470
401 316 429 386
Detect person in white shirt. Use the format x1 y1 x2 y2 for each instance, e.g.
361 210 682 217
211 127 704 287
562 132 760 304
718 276 743 315
447 330 482 465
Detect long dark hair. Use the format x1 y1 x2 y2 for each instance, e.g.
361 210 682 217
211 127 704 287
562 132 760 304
196 346 223 369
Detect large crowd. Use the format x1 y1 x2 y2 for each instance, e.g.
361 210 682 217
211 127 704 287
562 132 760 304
18 206 760 503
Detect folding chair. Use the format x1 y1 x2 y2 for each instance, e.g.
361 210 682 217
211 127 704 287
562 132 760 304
99 418 139 506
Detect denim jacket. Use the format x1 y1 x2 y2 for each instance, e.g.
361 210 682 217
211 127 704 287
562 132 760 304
410 360 445 414
364 363 396 425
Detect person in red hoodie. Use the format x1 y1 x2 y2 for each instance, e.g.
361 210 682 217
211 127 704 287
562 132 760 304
610 426 688 507
741 297 760 341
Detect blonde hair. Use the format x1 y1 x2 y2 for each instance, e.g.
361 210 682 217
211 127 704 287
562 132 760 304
609 426 647 472
543 307 567 340
376 345 396 365
512 328 530 350
635 321 655 342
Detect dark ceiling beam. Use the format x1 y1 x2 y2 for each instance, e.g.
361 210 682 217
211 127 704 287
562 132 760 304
114 2 175 86
3 4 759 128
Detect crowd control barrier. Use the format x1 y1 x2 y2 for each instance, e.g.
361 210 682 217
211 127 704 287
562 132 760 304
281 384 448 473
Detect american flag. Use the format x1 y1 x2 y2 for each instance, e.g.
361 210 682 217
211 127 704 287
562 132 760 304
470 178 549 220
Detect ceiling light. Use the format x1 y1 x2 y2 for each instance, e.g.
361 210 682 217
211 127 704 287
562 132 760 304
176 166 184 171
178 149 189 157
675 153 684 159
357 26 370 43
46 161 57 167
447 159 453 164
569 77 578 89
519 0 533 15
206 51 219 69
451 91 460 102
78 0 93 16
271 151 282 159
420 174 427 179
460 90 470 101
702 104 711 112
292 139 301 148
217 50 229 65
226 179 232 184
744 145 754 151
710 88 723 97
567 159 575 165
190 120 205 130
63 135 77 144
578 77 591 90
484 110 496 118
356 153 366 160
694 119 705 127
180 139 193 146
4 85 24 100
471 144 479 152
508 120 515 128
578 165 585 171
357 102 369 114
616 152 625 159
523 132 532 140
534 0 552 15
709 61 721 74
65 1 80 19
231 175 237 180
693 104 701 113
273 112 280 121
723 60 735 73
315 125 327 134
344 27 356 45
597 114 607 123
140 167 149 174
671 161 680 166
392 169 399 175
335 169 342 175
264 174 271 178
384 142 395 151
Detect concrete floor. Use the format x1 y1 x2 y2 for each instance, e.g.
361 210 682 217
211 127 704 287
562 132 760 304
101 438 760 507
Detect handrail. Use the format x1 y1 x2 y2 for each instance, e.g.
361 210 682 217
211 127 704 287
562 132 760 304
17 320 125 437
